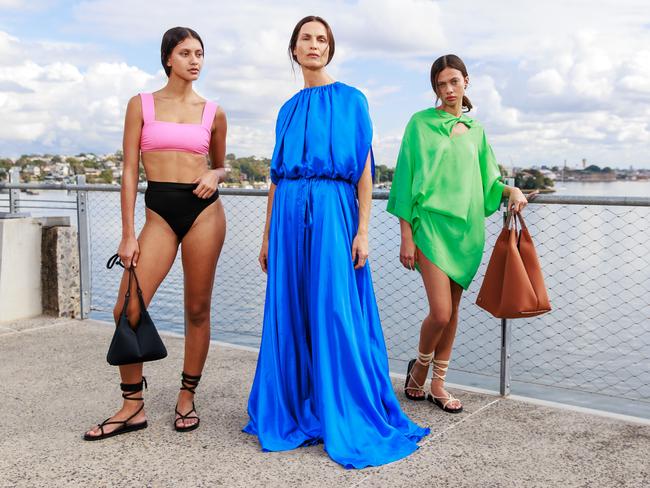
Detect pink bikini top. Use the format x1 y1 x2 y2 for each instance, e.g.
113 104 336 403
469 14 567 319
139 93 218 155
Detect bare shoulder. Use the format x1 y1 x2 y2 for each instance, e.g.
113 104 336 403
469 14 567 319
126 95 142 113
212 105 227 132
125 95 143 119
215 105 226 119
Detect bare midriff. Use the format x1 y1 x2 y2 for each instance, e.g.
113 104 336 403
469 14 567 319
142 151 210 183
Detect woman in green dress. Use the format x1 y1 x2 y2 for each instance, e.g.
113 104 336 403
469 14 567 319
387 54 530 413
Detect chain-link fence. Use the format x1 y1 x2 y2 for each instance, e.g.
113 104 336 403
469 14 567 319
2 182 649 419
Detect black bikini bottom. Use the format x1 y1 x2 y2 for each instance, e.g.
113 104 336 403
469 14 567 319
144 181 219 240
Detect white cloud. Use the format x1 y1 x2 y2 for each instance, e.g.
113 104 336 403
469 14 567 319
1 1 650 168
0 0 24 7
527 69 566 96
0 38 159 154
72 0 445 57
334 0 444 57
58 0 447 159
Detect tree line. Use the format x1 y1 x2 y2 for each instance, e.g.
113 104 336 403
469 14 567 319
2 152 560 190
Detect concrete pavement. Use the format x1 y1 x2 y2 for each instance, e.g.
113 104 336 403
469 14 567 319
0 317 648 487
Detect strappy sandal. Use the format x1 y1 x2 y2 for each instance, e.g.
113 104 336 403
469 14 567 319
174 372 201 432
404 350 434 401
427 359 463 414
83 377 148 441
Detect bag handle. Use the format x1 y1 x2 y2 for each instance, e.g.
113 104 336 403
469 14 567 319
504 211 529 249
106 254 145 316
503 210 528 231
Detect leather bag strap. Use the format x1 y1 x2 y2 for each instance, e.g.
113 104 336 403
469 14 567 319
106 254 146 316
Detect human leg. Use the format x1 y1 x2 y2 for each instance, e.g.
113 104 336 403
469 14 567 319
405 248 453 400
84 209 179 439
175 199 226 430
411 249 463 411
429 280 464 412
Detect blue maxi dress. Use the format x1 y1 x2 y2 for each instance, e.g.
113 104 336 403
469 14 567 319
243 82 430 469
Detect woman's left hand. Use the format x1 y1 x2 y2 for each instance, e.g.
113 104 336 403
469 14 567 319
507 187 537 213
352 233 369 270
192 169 220 199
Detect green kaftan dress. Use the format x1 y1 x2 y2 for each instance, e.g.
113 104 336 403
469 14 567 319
387 108 505 289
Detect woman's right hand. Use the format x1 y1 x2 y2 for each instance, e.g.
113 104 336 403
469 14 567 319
118 236 139 269
400 236 417 270
259 238 269 273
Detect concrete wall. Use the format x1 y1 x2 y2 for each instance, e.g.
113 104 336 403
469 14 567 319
0 218 43 321
0 217 80 321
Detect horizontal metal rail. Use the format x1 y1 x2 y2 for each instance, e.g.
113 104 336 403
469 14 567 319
1 182 649 206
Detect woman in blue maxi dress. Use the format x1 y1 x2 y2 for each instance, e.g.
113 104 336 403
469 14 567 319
243 16 429 469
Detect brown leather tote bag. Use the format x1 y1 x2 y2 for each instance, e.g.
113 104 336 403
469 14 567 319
476 212 551 318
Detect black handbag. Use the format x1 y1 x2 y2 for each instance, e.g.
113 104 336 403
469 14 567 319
106 254 167 366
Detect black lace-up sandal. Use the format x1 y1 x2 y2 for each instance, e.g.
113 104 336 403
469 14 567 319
83 377 148 441
174 372 202 432
404 350 434 401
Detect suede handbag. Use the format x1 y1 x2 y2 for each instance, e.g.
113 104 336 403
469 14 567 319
476 212 551 319
106 254 167 366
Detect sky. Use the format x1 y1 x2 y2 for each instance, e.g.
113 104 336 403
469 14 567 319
1 0 649 169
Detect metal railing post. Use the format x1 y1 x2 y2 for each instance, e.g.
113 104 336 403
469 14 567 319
500 318 511 396
8 167 20 213
76 175 91 319
499 176 515 396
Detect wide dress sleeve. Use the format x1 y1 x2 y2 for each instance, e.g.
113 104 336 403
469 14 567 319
332 87 374 183
478 129 505 216
387 119 416 223
269 99 296 185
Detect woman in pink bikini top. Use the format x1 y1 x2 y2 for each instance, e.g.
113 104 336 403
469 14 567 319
84 26 227 441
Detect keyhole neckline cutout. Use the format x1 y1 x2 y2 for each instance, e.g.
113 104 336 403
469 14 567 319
450 121 470 139
434 107 472 140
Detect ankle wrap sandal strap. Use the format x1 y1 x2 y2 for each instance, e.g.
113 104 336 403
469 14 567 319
120 376 147 402
428 360 463 413
180 372 201 395
416 350 435 367
431 359 450 382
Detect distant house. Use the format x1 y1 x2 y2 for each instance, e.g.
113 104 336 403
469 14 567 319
23 165 41 177
52 162 70 178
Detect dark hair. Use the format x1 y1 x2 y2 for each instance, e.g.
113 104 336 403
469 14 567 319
430 54 472 112
160 27 204 77
288 16 335 67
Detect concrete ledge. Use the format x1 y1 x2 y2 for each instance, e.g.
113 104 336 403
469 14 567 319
0 317 648 487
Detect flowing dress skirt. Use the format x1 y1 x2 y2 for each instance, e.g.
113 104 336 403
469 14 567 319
243 177 429 469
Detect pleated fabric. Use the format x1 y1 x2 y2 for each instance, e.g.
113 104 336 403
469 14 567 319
243 82 429 469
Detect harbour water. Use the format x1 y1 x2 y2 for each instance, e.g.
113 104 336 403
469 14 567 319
5 180 650 417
